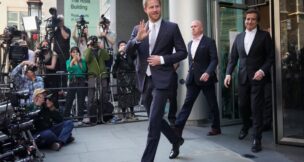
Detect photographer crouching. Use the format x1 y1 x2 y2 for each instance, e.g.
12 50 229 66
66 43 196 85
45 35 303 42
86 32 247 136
28 88 75 151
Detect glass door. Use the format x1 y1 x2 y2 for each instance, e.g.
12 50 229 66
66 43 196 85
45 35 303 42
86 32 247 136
217 4 245 125
274 0 304 145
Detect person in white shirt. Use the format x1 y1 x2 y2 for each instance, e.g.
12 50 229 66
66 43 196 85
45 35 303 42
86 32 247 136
174 20 221 137
224 8 274 153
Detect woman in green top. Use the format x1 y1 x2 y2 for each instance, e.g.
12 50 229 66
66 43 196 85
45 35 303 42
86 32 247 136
64 47 87 119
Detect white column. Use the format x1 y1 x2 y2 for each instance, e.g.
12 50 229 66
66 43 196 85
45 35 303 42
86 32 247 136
169 0 209 122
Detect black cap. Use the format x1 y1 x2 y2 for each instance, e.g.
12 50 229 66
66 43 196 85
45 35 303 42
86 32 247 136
45 93 56 103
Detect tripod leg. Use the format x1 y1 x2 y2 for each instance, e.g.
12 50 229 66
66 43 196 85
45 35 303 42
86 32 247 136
26 130 45 160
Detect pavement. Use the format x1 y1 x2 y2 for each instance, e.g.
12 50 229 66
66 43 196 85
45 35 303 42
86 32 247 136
42 119 304 162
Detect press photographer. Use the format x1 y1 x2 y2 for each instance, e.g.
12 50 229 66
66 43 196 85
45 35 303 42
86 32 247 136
83 36 110 124
9 60 44 106
72 15 89 54
0 26 31 69
28 89 75 151
97 14 116 71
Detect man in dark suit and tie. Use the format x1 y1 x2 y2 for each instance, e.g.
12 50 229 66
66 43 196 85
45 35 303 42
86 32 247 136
224 9 274 153
174 20 221 137
126 0 187 161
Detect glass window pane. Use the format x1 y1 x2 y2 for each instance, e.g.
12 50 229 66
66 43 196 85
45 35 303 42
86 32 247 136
280 0 304 139
8 12 18 21
219 7 244 120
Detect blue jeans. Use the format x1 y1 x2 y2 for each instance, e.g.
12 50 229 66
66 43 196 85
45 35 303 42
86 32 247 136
35 120 74 148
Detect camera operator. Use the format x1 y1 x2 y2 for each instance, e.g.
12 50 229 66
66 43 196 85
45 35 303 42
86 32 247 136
9 60 44 105
35 40 60 107
53 15 71 83
72 22 88 55
97 15 116 71
83 36 110 124
29 89 74 151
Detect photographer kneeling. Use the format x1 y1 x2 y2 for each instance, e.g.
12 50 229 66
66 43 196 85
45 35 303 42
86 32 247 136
29 89 75 151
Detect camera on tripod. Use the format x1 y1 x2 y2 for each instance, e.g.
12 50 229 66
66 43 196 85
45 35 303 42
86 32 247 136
0 26 28 67
45 7 60 41
36 41 50 60
2 25 22 42
99 14 110 30
76 15 89 37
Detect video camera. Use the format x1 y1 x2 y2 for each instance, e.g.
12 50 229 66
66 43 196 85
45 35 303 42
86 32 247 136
76 15 89 38
9 42 28 66
45 7 60 41
99 14 110 30
2 26 22 43
77 15 89 29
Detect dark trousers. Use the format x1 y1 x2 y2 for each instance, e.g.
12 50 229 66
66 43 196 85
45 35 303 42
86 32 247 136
263 82 272 128
141 77 179 162
175 82 220 130
35 120 74 148
238 81 265 140
168 72 178 123
64 78 87 118
87 77 108 122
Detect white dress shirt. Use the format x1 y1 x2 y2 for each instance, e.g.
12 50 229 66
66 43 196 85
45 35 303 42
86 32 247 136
191 34 203 59
244 28 257 55
146 19 164 76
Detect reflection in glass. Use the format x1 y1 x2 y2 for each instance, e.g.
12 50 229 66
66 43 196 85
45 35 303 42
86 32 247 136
280 0 304 139
219 7 244 121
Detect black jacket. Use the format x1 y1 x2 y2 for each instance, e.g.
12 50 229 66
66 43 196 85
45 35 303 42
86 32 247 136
186 36 218 86
33 106 63 132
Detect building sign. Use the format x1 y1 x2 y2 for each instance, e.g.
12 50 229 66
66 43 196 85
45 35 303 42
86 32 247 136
64 0 100 46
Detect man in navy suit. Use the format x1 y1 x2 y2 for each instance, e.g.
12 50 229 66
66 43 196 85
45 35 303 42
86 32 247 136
224 9 274 153
174 20 221 137
126 0 187 161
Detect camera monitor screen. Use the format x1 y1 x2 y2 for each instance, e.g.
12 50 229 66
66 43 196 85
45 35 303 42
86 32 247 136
22 16 38 32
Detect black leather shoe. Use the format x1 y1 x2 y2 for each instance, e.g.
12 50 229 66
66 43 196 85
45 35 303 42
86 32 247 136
238 129 248 140
169 138 184 159
251 139 262 153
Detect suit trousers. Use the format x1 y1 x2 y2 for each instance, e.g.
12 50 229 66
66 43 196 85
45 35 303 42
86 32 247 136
175 82 220 130
141 76 179 162
168 72 178 123
238 81 265 140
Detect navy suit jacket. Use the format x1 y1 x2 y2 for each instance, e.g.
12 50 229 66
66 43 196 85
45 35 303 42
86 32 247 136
186 36 218 86
126 20 187 92
226 29 274 85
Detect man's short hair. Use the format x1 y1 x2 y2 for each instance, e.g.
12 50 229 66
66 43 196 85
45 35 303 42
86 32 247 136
143 0 162 8
245 8 260 22
25 65 37 73
117 40 127 48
